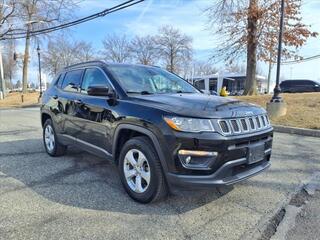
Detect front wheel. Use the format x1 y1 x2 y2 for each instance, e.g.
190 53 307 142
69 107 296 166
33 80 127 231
118 136 167 203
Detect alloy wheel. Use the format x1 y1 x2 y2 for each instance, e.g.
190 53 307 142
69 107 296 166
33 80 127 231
123 149 151 193
44 125 55 152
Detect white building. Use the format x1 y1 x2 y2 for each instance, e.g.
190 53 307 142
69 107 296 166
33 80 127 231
189 72 268 95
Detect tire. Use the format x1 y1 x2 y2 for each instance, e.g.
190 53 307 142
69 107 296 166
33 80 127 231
43 119 67 157
118 136 168 203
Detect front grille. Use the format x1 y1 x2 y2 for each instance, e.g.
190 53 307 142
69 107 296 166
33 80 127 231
230 120 240 132
240 119 248 131
255 116 261 128
249 118 255 130
219 120 230 133
260 115 266 126
217 114 271 135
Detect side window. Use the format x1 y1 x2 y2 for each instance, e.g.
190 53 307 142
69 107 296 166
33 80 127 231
61 70 83 92
81 68 110 94
304 81 313 86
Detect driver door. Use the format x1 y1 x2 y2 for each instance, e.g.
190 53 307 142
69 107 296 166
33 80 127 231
73 68 115 153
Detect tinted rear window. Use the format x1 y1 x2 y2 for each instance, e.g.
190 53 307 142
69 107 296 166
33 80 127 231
280 81 293 86
61 70 83 92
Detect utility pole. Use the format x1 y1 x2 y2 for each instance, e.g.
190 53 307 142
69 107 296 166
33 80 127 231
0 44 5 99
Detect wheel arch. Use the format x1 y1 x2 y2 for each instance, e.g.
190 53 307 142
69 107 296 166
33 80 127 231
112 124 169 173
41 112 52 127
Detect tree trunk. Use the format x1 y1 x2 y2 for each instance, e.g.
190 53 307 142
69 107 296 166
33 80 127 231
170 47 174 73
267 60 272 93
0 44 6 98
244 0 258 95
22 24 31 94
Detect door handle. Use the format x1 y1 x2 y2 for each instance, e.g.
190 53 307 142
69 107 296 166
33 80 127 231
74 99 83 104
52 95 58 100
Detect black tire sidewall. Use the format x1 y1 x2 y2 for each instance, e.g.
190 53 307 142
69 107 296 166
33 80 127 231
118 138 162 203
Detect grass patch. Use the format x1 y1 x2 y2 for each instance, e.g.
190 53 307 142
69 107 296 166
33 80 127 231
0 92 40 108
234 93 320 130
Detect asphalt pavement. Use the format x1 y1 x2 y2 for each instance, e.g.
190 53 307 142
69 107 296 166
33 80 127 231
0 107 320 240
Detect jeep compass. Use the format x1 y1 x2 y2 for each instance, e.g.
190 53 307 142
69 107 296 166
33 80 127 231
41 61 273 203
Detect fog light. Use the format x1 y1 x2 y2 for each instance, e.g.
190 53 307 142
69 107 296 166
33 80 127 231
185 156 192 164
178 150 218 170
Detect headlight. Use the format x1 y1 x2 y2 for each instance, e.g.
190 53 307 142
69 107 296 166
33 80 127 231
164 116 215 132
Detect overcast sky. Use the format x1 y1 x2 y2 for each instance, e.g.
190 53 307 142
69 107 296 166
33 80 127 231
15 0 320 84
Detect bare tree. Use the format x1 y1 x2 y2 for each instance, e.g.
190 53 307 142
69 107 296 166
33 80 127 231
205 0 318 95
130 35 157 65
2 39 17 89
194 61 217 76
0 0 17 38
42 37 96 76
0 0 18 97
155 25 193 74
19 0 77 93
75 41 96 63
225 63 246 73
101 34 131 63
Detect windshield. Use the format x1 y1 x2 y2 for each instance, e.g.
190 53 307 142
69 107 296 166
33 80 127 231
108 65 199 94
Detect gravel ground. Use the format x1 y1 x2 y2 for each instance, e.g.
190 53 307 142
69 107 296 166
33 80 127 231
1 107 320 240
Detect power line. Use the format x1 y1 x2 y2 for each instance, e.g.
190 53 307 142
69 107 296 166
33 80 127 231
0 0 144 40
281 54 320 65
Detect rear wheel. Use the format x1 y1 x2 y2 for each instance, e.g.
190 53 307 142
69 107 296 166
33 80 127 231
118 136 167 203
43 119 67 156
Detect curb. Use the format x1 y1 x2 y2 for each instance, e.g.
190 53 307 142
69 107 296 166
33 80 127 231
273 125 320 138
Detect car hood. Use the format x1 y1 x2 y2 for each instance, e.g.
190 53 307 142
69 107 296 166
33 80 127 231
129 93 265 118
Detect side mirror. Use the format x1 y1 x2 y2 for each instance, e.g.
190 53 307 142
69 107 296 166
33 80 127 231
87 86 113 97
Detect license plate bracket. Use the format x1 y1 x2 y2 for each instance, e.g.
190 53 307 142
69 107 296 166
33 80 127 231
248 144 265 164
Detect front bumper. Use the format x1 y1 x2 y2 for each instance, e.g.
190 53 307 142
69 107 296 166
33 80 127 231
167 157 270 188
163 128 273 188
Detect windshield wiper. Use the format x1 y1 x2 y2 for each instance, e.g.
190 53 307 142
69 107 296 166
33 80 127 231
126 91 153 95
176 90 194 93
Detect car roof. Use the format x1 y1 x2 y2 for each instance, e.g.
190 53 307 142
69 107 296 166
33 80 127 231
64 61 160 71
281 79 315 82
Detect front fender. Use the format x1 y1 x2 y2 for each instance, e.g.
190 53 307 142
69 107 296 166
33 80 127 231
112 123 169 174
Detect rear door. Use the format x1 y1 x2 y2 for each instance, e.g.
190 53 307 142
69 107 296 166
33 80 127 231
295 80 309 92
74 67 115 153
59 69 84 138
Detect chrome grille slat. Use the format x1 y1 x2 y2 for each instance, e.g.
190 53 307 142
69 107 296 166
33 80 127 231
218 120 231 134
260 115 266 127
240 118 249 131
249 118 255 130
217 114 271 135
230 119 240 133
255 116 261 128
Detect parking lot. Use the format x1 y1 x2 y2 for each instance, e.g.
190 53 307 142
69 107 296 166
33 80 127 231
1 107 320 240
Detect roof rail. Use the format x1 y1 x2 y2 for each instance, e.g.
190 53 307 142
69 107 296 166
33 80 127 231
64 60 106 69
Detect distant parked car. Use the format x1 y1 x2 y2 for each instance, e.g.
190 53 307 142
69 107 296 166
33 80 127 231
280 80 320 93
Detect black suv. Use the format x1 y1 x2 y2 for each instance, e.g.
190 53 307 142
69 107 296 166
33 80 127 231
280 80 320 93
41 61 273 203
